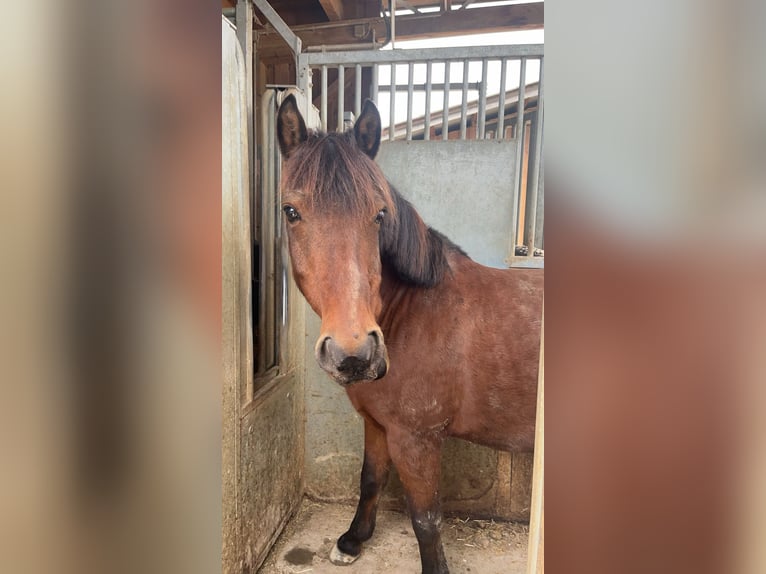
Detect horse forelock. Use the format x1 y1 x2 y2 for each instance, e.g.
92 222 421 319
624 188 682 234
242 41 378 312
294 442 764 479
280 130 465 289
281 131 395 218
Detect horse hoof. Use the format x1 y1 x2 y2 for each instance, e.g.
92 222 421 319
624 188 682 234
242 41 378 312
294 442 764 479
329 543 360 565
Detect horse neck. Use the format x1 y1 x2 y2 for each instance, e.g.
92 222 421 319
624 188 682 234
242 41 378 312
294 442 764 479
378 264 419 329
377 190 467 331
379 186 454 290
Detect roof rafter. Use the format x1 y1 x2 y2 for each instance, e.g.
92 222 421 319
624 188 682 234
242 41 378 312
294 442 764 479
317 0 345 21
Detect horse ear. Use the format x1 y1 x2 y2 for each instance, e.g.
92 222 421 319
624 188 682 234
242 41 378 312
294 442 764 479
354 99 382 159
277 94 307 158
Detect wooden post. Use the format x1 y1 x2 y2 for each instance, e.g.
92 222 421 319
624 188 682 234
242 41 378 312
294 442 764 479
526 303 544 574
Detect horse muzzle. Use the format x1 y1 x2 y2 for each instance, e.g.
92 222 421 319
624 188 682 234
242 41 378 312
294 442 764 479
315 330 389 385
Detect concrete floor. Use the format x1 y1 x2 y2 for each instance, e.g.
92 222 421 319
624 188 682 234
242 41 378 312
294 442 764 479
259 499 529 574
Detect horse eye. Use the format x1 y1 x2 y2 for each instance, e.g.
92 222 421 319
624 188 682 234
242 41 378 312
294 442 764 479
374 209 386 225
283 205 301 223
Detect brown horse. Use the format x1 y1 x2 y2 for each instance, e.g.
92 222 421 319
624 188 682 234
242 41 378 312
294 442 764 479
277 94 542 574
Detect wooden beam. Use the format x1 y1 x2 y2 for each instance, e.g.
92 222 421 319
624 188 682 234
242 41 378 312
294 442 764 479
526 303 544 574
256 3 543 58
396 3 542 37
317 0 345 21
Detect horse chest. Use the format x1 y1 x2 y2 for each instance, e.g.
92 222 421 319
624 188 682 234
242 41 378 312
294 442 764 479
346 373 456 433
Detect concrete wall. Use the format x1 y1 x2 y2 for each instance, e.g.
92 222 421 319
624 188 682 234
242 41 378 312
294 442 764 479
303 140 534 521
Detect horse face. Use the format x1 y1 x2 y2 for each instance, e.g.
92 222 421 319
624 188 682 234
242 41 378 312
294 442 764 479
277 95 389 385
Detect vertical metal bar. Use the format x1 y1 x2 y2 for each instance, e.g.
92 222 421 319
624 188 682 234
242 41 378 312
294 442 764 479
391 0 396 49
460 59 469 140
337 65 345 132
371 63 379 103
355 64 362 118
406 62 414 140
516 58 527 140
509 57 527 257
442 61 450 140
497 58 507 140
259 90 278 373
424 62 432 140
321 65 328 131
297 56 311 107
526 58 544 251
389 63 396 141
478 58 488 139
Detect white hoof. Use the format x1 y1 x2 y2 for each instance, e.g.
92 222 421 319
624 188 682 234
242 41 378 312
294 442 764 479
329 543 360 565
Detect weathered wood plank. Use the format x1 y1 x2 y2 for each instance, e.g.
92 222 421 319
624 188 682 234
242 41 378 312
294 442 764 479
526 304 544 574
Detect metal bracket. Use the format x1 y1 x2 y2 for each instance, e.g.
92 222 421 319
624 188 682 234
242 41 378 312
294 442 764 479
252 0 302 57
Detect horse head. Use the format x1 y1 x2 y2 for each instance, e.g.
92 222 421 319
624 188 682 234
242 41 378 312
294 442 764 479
277 94 391 385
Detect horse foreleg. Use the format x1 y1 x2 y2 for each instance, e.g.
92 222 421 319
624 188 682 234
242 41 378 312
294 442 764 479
387 428 449 574
330 415 391 565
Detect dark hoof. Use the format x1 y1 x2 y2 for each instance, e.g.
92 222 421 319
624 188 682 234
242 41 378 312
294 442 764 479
337 532 364 556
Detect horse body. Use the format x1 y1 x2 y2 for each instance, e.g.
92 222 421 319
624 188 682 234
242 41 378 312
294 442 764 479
276 94 542 574
348 251 542 453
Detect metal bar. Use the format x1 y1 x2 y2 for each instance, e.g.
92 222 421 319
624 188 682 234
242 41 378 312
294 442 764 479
297 62 312 132
252 0 302 57
259 89 278 373
321 65 328 131
302 44 544 66
389 63 396 141
372 63 379 103
497 58 507 140
526 58 544 251
337 65 345 132
424 62 432 140
378 82 482 92
304 42 385 52
478 58 488 139
391 0 396 48
509 57 526 256
406 63 414 140
442 61 450 140
460 59 469 140
355 64 362 118
516 58 527 139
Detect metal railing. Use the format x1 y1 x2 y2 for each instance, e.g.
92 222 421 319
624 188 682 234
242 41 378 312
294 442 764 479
296 44 544 265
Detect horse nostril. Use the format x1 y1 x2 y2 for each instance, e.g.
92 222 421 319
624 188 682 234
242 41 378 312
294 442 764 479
362 331 381 361
318 336 332 361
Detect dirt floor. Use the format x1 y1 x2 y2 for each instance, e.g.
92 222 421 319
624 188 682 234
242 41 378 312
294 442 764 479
259 499 528 574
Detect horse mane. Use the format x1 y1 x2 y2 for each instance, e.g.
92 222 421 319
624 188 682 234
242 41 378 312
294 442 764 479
380 184 467 288
282 129 466 288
